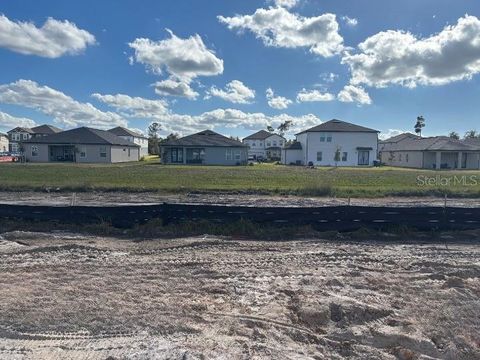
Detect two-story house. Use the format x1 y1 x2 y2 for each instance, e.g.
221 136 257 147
243 130 286 161
108 127 149 157
0 132 9 152
282 119 379 166
7 124 62 153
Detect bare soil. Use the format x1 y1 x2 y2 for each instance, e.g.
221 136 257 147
0 190 479 207
0 232 479 359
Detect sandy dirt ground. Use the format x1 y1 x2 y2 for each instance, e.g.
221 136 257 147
0 232 479 359
0 191 479 207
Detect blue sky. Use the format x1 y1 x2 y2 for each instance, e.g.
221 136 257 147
0 0 479 139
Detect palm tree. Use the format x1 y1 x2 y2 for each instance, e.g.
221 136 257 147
414 116 425 136
464 130 479 139
448 131 460 140
277 120 292 136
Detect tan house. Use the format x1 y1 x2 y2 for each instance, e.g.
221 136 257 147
0 132 9 152
23 127 140 163
379 133 480 169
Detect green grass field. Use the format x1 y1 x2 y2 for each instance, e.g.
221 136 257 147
0 160 479 197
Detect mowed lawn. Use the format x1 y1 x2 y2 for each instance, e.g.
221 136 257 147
0 161 479 197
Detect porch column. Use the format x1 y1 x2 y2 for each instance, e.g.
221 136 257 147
457 152 463 169
435 151 441 170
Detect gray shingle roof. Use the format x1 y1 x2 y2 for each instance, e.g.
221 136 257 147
161 130 247 147
464 138 480 147
108 126 147 139
244 130 278 140
380 132 420 144
23 127 140 146
381 136 480 152
298 119 379 134
7 127 35 134
284 141 302 150
31 124 63 134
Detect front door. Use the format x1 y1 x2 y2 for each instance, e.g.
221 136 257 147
358 151 370 165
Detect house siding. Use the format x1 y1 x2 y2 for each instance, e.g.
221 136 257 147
243 134 285 160
380 150 424 168
162 146 247 165
111 146 139 162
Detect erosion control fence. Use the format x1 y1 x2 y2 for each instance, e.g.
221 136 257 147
0 203 479 231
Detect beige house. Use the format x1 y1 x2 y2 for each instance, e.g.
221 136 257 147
0 132 9 152
243 130 286 161
23 127 140 163
379 133 480 169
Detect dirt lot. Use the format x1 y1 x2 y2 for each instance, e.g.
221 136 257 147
0 232 479 359
1 190 480 208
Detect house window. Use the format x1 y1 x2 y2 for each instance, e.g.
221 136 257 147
317 151 322 161
100 146 107 158
80 147 86 158
399 154 402 161
128 148 131 157
187 148 205 164
406 154 409 162
13 133 20 141
171 148 183 163
342 152 348 161
234 150 241 161
326 134 332 142
226 149 233 161
23 134 29 140
279 141 283 146
266 141 271 147
320 133 325 142
31 145 38 157
273 141 277 146
252 142 256 147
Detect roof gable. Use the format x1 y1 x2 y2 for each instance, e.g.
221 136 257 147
7 127 34 134
162 130 246 147
298 119 379 134
244 130 284 140
108 126 146 139
31 124 63 134
23 127 139 146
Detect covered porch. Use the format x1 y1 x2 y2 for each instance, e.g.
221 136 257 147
424 151 480 170
49 145 76 162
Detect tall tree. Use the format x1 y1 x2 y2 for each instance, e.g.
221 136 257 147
148 122 161 155
464 130 479 139
414 116 425 136
277 120 292 136
448 131 460 140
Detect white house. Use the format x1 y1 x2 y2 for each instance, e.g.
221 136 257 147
243 130 286 160
0 132 9 152
282 119 379 166
108 127 149 157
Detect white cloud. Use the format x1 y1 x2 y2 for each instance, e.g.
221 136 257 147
337 84 372 105
342 16 358 27
342 15 480 88
0 14 95 58
128 30 224 81
379 129 410 140
269 0 299 9
153 78 199 100
206 80 255 104
218 7 344 57
0 80 126 129
296 89 335 102
266 88 293 109
0 110 36 131
320 72 338 83
155 108 320 136
92 93 169 119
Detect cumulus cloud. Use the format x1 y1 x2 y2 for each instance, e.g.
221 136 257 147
342 16 358 27
269 0 299 9
92 93 169 119
206 80 255 104
0 110 36 131
218 7 344 57
0 80 126 129
153 78 199 100
155 108 320 136
0 14 95 58
128 30 224 81
337 84 372 105
342 15 480 88
266 88 293 109
296 89 335 102
379 129 411 140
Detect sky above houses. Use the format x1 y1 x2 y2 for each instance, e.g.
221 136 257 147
0 0 479 139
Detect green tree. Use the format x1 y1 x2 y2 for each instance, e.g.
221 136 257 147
334 146 341 167
414 116 425 136
277 120 292 136
448 131 460 140
148 122 161 155
464 130 479 139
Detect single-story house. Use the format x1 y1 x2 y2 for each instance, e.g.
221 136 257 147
23 127 140 163
160 130 248 165
282 119 379 166
0 132 9 152
242 130 286 160
108 126 149 157
379 134 480 169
